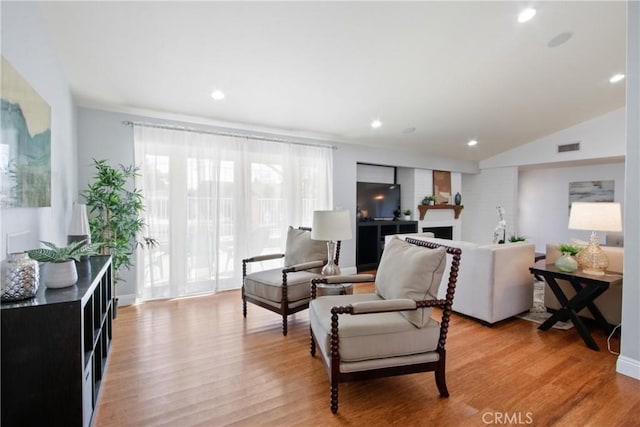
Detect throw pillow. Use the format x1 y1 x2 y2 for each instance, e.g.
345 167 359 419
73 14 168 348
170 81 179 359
283 227 327 270
375 236 446 328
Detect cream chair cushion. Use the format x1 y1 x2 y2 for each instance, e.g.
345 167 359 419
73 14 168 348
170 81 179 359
375 237 446 327
244 270 320 303
283 227 326 270
309 294 441 363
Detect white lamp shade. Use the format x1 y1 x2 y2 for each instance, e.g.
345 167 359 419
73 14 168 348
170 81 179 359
568 202 622 232
69 203 91 236
311 210 352 241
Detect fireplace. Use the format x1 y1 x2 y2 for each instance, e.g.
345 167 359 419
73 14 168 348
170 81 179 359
422 226 453 240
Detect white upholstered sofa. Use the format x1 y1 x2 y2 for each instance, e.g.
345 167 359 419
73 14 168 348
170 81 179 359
544 243 623 325
392 234 536 325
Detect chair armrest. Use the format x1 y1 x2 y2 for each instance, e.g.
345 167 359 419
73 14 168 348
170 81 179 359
312 274 375 285
329 298 446 315
284 260 325 273
243 253 285 263
350 298 416 314
310 274 375 299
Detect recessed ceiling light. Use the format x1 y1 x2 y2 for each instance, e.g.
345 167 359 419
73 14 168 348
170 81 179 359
609 74 625 83
211 90 225 100
371 120 382 129
467 139 478 147
518 8 536 23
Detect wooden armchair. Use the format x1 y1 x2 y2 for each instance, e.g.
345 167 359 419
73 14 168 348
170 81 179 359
309 236 461 413
242 226 341 335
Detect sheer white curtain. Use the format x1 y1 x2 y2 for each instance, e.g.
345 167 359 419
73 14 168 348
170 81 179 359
134 125 333 301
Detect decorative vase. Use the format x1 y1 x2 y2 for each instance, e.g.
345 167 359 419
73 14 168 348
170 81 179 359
44 260 78 288
454 192 462 205
1 252 40 302
555 253 578 273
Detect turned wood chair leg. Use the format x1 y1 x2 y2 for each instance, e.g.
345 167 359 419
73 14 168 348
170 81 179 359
242 297 247 318
282 314 288 336
435 370 449 397
435 356 449 397
331 384 339 414
310 328 316 356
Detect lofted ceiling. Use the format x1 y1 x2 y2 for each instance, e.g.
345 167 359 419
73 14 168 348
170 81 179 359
38 1 626 162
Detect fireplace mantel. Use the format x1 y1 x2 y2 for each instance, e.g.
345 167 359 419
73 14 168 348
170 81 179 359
417 204 464 220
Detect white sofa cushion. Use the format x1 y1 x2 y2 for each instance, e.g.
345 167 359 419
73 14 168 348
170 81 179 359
310 294 441 363
375 237 446 327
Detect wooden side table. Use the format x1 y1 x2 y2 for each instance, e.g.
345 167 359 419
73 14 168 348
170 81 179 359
529 260 622 351
316 282 354 296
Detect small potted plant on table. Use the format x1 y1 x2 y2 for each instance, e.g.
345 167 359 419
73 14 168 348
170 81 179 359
27 240 101 288
555 243 582 273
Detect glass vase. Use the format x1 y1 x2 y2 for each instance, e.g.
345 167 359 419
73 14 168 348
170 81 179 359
555 253 578 273
1 252 40 302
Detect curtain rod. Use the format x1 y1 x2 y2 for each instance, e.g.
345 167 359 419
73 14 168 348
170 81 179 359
122 120 337 150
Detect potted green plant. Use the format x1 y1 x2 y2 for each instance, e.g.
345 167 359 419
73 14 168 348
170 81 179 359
555 243 582 272
508 235 526 243
27 240 101 288
558 243 581 256
82 159 156 313
403 209 412 220
421 196 436 206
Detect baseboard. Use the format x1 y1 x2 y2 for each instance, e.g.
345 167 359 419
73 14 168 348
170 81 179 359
341 265 357 275
116 293 136 306
616 356 640 380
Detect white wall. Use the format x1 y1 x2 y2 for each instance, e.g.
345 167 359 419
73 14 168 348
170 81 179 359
0 2 77 260
480 108 625 169
356 164 394 184
519 162 625 252
461 167 519 245
396 167 416 217
473 108 627 253
618 0 640 380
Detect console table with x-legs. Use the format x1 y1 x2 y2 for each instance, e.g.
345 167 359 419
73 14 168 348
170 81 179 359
529 260 622 351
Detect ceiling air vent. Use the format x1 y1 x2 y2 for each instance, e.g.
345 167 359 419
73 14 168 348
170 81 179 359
558 142 580 153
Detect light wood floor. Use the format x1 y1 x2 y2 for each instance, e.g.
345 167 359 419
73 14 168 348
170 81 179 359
95 284 639 426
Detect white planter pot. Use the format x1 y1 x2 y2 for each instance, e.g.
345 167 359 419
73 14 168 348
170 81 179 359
44 260 78 288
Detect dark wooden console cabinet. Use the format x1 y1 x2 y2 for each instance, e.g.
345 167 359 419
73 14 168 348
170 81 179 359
356 220 418 271
1 255 113 427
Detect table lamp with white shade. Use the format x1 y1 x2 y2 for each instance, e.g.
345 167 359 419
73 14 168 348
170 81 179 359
68 203 92 261
311 210 352 276
568 202 622 275
68 203 91 245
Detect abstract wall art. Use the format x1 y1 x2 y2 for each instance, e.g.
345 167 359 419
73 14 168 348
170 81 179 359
1 56 51 208
568 180 614 211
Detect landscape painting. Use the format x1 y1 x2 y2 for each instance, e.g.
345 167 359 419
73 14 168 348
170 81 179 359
568 180 614 210
1 56 51 208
